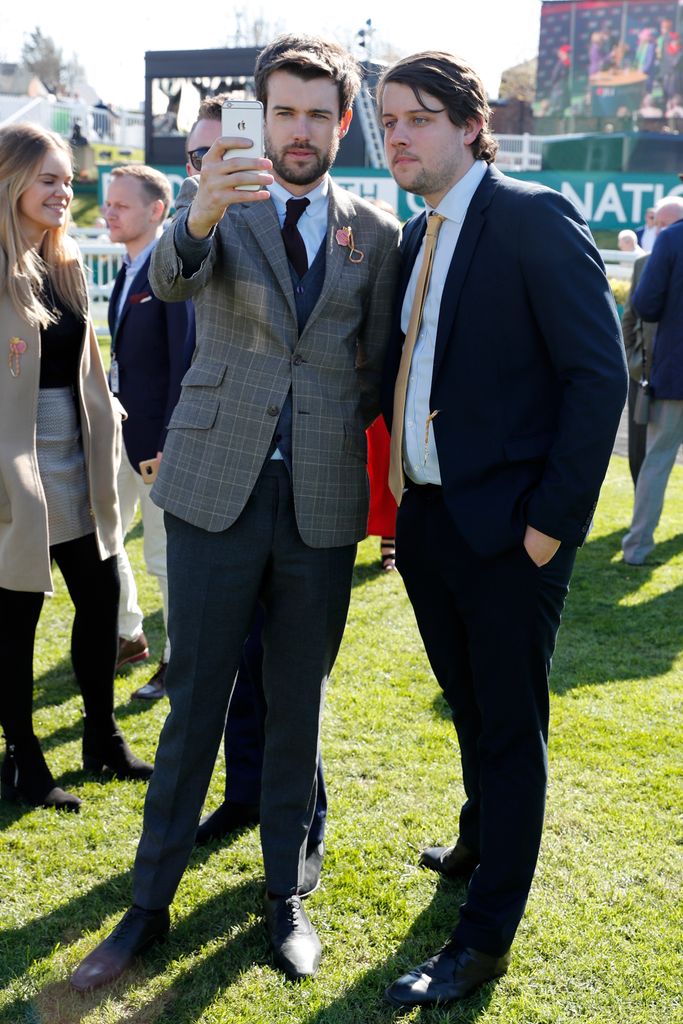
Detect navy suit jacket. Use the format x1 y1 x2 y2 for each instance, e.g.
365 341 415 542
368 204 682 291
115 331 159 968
632 219 683 400
108 253 194 472
382 165 627 557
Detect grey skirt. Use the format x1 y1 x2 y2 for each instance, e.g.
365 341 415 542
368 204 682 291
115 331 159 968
36 387 92 546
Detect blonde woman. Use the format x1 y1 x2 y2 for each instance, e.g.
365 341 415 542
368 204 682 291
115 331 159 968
0 123 152 811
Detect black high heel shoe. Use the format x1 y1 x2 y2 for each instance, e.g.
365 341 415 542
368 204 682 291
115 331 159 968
1 737 81 812
82 722 153 781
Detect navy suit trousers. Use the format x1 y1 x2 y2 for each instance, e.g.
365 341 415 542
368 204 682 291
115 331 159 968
396 483 576 955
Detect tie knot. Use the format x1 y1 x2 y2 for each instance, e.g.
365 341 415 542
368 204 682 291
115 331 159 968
426 212 446 238
285 197 310 227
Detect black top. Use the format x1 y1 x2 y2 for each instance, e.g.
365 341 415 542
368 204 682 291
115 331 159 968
39 280 85 388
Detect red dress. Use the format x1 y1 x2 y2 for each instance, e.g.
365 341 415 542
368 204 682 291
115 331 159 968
366 416 397 537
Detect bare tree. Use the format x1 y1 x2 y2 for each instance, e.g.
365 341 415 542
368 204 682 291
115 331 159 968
21 28 62 92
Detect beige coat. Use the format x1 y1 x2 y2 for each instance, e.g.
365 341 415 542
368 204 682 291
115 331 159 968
0 260 123 592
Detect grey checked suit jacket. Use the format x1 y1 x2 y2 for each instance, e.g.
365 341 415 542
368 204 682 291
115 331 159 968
149 178 400 548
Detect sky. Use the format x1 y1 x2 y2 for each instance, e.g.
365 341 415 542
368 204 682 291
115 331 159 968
1 2 543 110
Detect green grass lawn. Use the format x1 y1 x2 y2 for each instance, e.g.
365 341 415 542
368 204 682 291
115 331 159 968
0 455 681 1024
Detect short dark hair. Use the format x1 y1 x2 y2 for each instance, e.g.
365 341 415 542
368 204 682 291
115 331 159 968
377 51 498 164
254 34 361 118
186 92 229 155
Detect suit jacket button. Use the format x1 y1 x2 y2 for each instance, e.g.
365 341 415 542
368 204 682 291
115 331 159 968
293 354 303 366
267 405 280 416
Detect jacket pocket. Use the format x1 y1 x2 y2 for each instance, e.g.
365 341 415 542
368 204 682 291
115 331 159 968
181 360 227 388
504 433 554 462
167 393 219 431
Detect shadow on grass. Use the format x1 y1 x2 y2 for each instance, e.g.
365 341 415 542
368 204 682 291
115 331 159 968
0 874 497 1024
0 878 267 1024
301 877 496 1024
426 526 683 721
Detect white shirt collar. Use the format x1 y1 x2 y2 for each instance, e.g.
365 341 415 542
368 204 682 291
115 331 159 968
427 159 487 225
122 236 158 273
268 176 329 217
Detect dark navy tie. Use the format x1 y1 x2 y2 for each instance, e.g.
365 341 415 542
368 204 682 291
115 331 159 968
282 197 310 278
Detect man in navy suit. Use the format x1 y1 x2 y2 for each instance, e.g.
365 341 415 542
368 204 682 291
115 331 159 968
104 166 193 697
622 201 683 564
377 52 627 1006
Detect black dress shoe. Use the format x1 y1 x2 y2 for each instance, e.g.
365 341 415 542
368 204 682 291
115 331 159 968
300 840 324 898
195 799 260 845
418 840 479 880
70 905 170 992
385 942 511 1006
263 894 321 979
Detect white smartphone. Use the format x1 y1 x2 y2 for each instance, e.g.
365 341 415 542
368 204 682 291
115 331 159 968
221 99 265 191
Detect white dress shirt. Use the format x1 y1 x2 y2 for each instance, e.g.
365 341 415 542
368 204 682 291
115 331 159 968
401 159 487 485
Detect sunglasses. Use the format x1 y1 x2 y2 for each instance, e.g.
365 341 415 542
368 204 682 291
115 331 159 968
188 147 210 172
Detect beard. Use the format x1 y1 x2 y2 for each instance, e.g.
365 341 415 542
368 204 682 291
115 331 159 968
265 133 340 187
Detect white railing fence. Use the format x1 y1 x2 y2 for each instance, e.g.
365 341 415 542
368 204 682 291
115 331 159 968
494 134 544 172
0 96 144 148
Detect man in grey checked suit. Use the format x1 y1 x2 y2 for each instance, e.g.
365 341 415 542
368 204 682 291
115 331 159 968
71 34 400 988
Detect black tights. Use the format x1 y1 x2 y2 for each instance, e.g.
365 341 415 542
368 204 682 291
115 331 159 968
0 533 119 746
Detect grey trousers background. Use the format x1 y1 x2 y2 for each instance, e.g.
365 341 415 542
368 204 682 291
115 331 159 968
133 461 356 907
622 398 683 563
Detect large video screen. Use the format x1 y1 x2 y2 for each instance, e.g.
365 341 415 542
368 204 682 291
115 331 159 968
536 0 683 120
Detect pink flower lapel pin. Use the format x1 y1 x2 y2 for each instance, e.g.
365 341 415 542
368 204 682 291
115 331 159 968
335 225 364 264
8 337 27 378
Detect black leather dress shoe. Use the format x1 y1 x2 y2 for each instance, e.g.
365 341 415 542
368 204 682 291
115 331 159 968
418 840 479 880
195 799 260 845
300 840 324 898
70 905 170 992
263 894 321 979
385 943 510 1006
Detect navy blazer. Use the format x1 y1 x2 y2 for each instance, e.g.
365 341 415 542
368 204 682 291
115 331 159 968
108 253 194 472
632 219 683 400
382 165 627 556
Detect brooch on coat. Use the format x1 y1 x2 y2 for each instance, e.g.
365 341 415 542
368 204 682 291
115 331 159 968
8 338 27 378
335 226 364 264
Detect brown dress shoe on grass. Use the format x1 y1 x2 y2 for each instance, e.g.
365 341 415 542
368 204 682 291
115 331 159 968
70 905 170 992
116 633 149 670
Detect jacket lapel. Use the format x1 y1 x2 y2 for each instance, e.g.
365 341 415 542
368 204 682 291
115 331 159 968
240 199 298 322
432 165 500 380
111 256 152 338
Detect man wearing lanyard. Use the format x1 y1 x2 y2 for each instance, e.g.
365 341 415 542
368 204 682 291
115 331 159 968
378 51 627 1006
71 34 400 988
104 165 193 698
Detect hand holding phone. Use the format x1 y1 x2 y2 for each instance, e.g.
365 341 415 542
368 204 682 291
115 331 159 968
221 100 265 192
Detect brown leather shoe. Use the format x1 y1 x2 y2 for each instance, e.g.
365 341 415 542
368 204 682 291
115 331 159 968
385 942 510 1006
70 905 169 992
116 633 149 670
418 840 479 880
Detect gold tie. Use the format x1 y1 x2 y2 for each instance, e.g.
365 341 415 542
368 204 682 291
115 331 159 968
388 213 446 505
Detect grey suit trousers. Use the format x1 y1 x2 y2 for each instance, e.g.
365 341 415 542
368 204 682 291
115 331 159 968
133 461 356 905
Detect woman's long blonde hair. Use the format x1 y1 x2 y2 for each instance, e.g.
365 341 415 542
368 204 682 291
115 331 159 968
0 123 87 328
